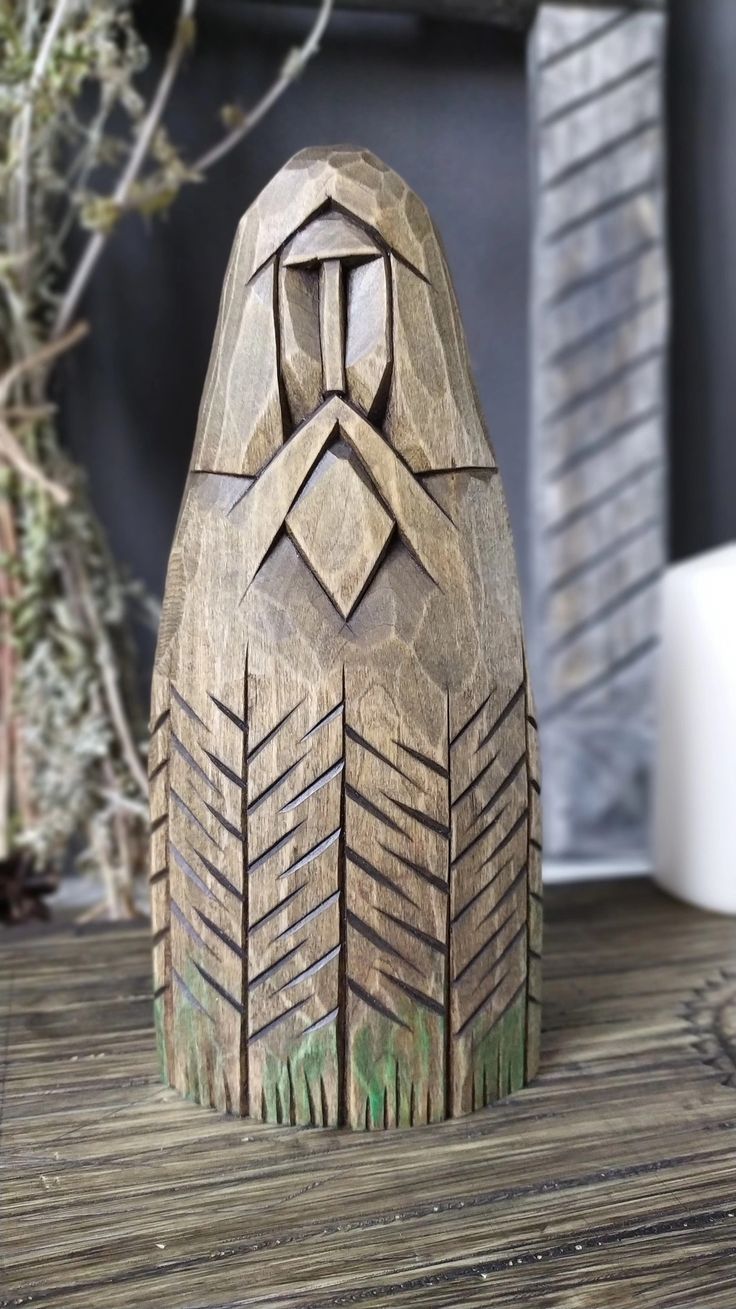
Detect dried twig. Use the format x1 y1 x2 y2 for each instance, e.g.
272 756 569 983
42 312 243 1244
53 0 198 338
194 0 335 172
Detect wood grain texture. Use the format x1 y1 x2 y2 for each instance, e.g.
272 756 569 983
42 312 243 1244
150 147 539 1126
2 880 735 1308
529 6 669 858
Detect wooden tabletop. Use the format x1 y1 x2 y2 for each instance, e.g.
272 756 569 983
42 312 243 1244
2 878 735 1308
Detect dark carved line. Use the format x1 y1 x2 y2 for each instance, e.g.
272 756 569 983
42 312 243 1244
348 978 411 1031
477 977 527 1048
540 56 657 129
153 983 168 1001
543 345 664 425
302 1007 338 1037
452 804 508 870
345 784 406 836
377 841 448 895
545 176 660 244
250 883 307 935
347 848 418 907
171 787 222 848
393 739 448 778
346 910 422 976
204 800 243 843
476 683 524 756
172 968 212 1020
546 515 659 592
151 707 170 736
171 686 209 731
378 969 444 1017
528 715 538 730
148 756 168 783
248 998 307 1045
546 458 661 538
195 962 245 1014
544 238 658 311
452 855 514 927
477 924 527 988
337 665 347 1129
377 907 445 954
195 908 245 958
345 725 415 786
530 779 541 795
209 693 246 732
537 10 631 71
544 117 661 193
450 691 492 749
444 689 453 1119
171 900 212 953
192 847 244 902
248 699 304 761
172 732 222 796
453 904 518 986
171 843 216 901
281 759 344 814
479 864 529 928
248 821 306 874
277 943 341 993
470 754 526 829
530 839 543 853
249 941 305 990
152 925 169 947
301 699 343 740
451 751 498 811
456 967 512 1038
544 296 664 370
249 755 308 814
381 792 449 839
203 748 246 791
547 568 661 654
531 890 543 905
479 811 529 874
545 636 659 720
149 867 168 886
150 814 167 835
277 827 341 880
273 888 339 942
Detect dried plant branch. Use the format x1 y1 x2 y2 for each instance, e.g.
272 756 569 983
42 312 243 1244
194 0 335 173
0 418 69 505
54 0 197 338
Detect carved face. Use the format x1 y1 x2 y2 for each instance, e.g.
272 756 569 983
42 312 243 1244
189 154 497 620
278 212 391 425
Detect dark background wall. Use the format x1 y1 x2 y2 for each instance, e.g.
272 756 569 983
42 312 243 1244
59 0 736 679
668 0 736 561
60 0 530 675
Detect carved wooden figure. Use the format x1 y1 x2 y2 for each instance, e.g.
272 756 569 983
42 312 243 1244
150 147 541 1128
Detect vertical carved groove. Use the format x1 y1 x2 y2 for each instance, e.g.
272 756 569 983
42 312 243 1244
240 646 249 1116
337 664 347 1127
444 688 453 1119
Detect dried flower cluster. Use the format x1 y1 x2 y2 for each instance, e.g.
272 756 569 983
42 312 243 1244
0 0 332 919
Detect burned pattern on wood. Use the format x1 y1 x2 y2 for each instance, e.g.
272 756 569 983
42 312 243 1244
150 147 541 1128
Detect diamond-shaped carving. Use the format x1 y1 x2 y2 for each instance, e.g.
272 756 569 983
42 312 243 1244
286 444 393 618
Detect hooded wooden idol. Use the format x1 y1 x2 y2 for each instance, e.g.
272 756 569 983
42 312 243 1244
150 147 542 1128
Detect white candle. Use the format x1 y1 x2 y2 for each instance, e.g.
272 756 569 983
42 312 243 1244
653 544 736 914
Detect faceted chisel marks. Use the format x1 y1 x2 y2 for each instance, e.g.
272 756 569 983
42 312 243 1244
152 147 541 1127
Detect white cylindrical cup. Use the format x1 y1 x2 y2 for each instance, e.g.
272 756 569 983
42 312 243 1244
653 544 736 914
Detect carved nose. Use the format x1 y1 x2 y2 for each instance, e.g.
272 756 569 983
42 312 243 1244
320 259 345 395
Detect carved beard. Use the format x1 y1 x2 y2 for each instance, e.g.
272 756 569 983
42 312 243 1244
150 147 541 1128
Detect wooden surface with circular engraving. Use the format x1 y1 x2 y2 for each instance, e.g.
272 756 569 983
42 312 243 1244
2 878 735 1307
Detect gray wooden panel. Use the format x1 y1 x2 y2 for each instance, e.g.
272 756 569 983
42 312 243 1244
529 4 669 858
